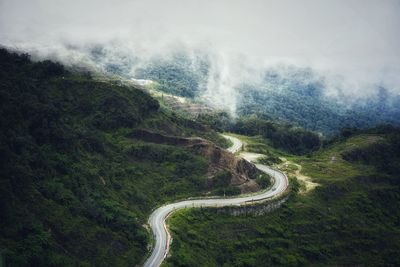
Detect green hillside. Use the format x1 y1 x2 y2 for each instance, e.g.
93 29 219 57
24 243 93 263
0 48 228 266
165 128 400 267
1 48 399 267
101 49 400 135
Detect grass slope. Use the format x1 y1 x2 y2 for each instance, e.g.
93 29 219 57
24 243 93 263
165 131 400 267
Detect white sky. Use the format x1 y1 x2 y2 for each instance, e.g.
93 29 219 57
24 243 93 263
1 0 399 94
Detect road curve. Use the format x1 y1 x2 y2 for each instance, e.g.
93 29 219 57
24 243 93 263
143 135 289 267
222 134 243 153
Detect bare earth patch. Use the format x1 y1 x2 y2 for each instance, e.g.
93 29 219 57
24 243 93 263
277 158 319 194
239 152 318 194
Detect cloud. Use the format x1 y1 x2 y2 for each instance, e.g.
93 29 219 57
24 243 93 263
1 0 400 108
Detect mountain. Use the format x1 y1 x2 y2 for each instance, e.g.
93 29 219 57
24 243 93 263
164 126 400 267
1 47 399 267
89 47 400 135
134 52 210 98
237 67 400 135
0 48 260 266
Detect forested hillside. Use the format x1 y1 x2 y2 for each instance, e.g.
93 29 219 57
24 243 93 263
134 52 209 98
230 115 322 155
196 112 322 155
165 127 400 267
1 1 399 267
1 47 399 267
95 49 400 135
237 68 400 134
0 48 228 266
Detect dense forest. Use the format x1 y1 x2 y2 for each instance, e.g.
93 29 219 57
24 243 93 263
196 112 322 155
97 49 400 135
230 115 322 155
236 69 400 135
0 48 228 266
1 1 399 267
134 53 209 98
1 47 399 267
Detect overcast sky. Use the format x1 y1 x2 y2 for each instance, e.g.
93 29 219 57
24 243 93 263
1 0 399 95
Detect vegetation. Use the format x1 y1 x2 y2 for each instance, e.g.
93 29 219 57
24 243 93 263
257 155 282 166
255 173 271 189
196 111 232 133
237 69 400 135
231 115 322 155
139 109 230 149
340 126 400 175
2 47 399 267
197 113 322 155
128 52 400 135
165 128 400 267
135 53 209 98
116 49 400 137
0 48 225 266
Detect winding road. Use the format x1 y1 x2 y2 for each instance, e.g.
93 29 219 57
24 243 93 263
223 134 243 153
143 135 289 267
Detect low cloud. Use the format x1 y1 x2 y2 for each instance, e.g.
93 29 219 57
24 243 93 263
1 0 399 112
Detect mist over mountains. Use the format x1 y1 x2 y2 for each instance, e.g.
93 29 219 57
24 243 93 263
1 1 400 266
134 49 400 135
4 41 399 134
1 0 400 133
23 42 399 134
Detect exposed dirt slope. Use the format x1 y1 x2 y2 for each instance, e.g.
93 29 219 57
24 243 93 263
130 129 260 193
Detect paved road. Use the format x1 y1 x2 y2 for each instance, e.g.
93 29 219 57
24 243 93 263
222 134 243 153
143 135 289 267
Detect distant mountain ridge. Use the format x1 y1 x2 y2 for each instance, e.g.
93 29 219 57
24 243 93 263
237 69 400 135
84 46 400 135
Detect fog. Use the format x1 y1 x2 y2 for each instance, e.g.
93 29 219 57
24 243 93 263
1 0 399 112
